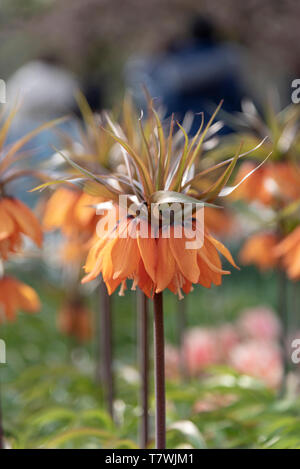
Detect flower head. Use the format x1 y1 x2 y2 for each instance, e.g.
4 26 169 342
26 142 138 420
0 106 63 259
40 96 265 298
82 207 238 298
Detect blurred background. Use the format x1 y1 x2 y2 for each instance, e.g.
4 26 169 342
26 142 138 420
1 0 300 449
1 0 299 107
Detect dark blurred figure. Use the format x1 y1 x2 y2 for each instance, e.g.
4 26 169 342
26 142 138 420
126 17 247 135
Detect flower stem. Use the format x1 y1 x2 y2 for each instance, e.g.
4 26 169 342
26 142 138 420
137 290 149 448
98 281 114 421
153 292 166 449
177 297 188 381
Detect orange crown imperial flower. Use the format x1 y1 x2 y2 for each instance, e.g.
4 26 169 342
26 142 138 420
232 161 300 207
42 186 100 239
239 231 280 271
0 105 65 259
82 204 238 299
41 97 265 298
217 99 300 207
0 276 40 322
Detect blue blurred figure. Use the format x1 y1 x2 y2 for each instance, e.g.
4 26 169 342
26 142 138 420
126 17 246 135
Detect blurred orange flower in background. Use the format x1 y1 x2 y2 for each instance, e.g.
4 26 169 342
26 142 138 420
233 161 300 207
239 232 279 271
0 276 40 322
204 206 235 237
274 226 300 280
57 299 93 343
0 197 42 260
232 162 274 206
43 187 101 240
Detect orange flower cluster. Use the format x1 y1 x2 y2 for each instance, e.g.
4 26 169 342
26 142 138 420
82 210 238 299
239 232 279 272
0 109 53 323
235 161 300 275
233 161 300 207
0 195 42 321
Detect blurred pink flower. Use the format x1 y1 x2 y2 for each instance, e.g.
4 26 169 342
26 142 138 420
238 307 281 342
183 328 219 376
217 324 240 359
194 393 236 413
229 340 283 389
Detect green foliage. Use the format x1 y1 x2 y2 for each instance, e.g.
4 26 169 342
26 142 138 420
0 264 299 449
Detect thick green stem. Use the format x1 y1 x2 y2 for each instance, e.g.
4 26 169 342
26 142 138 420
153 292 166 449
137 290 149 448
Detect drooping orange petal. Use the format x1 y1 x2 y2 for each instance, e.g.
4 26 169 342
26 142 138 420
197 255 213 288
137 220 157 282
84 232 111 273
136 259 154 298
182 280 193 295
43 188 79 231
286 244 300 279
0 201 15 241
274 226 300 257
199 236 230 275
207 234 239 269
15 280 41 313
156 237 176 293
74 193 98 227
240 232 278 271
104 276 122 295
4 198 42 246
169 228 200 284
111 235 140 280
